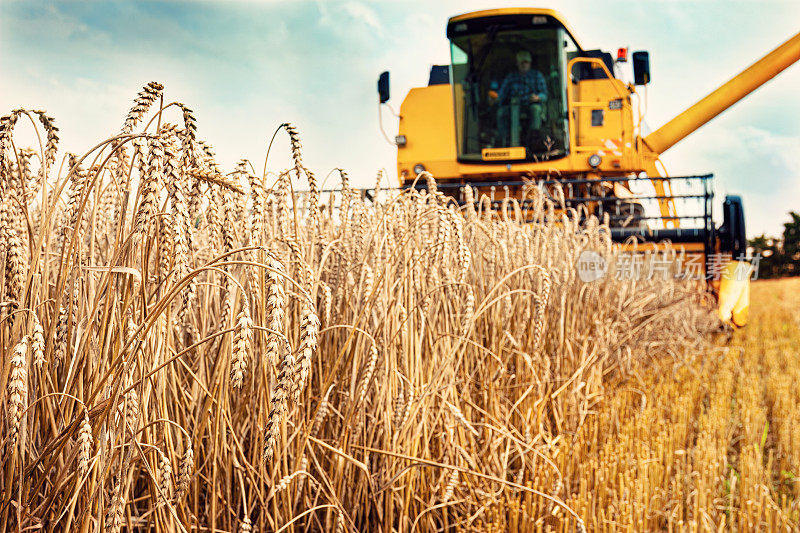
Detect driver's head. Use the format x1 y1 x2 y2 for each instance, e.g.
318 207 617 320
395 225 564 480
516 50 532 72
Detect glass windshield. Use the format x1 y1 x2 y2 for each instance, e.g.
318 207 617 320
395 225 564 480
450 27 571 162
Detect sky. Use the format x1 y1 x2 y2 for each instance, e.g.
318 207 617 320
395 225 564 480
1 0 798 237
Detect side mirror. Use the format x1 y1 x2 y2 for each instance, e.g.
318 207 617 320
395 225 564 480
632 51 650 85
378 71 390 103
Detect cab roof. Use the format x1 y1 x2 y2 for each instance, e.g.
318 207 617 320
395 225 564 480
448 8 583 50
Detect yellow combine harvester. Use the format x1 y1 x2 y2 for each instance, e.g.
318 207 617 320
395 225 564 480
377 8 800 327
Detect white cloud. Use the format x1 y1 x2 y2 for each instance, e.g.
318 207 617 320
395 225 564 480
342 2 383 36
316 0 386 46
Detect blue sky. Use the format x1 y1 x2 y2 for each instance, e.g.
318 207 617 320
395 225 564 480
1 0 798 237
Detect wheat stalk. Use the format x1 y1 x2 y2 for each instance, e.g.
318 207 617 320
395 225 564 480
105 473 125 533
157 450 172 505
293 299 319 401
265 252 286 366
175 445 193 500
264 340 294 463
230 300 253 390
122 81 164 134
77 409 92 477
356 343 378 408
7 336 28 444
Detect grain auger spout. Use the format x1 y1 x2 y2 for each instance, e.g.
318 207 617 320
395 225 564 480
643 31 800 155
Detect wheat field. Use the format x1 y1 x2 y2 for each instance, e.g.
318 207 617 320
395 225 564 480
0 83 797 532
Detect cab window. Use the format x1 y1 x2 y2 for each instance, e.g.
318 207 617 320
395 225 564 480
450 26 574 162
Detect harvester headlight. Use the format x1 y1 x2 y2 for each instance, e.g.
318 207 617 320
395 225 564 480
588 154 602 168
413 163 426 175
395 135 407 147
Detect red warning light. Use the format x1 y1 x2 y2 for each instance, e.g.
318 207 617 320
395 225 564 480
617 47 628 62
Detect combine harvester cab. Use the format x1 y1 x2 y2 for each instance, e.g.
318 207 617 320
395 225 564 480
378 8 800 328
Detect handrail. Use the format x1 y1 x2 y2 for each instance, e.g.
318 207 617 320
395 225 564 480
566 57 628 99
565 57 630 159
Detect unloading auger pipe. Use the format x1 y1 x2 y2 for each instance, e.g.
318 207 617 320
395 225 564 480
643 31 800 155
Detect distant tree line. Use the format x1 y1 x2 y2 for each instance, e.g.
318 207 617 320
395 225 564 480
748 211 800 279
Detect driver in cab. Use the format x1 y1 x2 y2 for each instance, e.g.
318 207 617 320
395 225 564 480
495 50 548 144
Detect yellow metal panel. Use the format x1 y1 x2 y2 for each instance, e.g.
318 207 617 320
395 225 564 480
397 85 459 183
574 79 629 152
566 58 635 171
448 8 583 50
